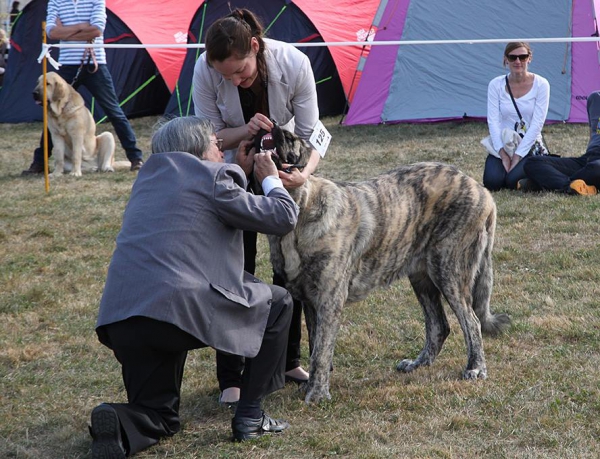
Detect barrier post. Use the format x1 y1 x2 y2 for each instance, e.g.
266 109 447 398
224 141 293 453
42 22 50 193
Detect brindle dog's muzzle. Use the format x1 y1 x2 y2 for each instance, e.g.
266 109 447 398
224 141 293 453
257 129 306 174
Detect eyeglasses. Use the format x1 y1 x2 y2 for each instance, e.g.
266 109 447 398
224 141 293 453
507 54 530 62
211 138 224 150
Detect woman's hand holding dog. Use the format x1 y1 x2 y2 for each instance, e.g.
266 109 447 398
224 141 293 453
247 113 273 138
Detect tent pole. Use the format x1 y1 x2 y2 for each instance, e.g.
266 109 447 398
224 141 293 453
591 0 600 64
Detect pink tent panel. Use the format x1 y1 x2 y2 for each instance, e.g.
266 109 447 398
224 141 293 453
106 0 200 92
294 0 381 98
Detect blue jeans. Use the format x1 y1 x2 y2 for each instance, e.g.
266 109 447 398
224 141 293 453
33 64 142 164
483 154 529 191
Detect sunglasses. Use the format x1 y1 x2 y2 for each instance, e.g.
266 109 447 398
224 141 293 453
506 54 530 62
211 138 224 150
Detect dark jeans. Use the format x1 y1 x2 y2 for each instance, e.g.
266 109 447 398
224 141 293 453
99 286 292 456
32 64 142 164
483 153 529 191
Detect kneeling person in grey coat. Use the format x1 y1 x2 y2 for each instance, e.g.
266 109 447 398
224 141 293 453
90 116 299 457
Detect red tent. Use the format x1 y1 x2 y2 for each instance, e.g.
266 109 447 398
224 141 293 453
0 0 381 123
114 0 381 99
104 0 199 93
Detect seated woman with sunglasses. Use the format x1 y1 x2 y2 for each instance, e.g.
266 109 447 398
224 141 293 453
483 42 550 190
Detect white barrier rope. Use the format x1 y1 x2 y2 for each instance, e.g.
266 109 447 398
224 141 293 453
40 36 600 51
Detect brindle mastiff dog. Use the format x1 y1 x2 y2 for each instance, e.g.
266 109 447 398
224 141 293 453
257 127 510 404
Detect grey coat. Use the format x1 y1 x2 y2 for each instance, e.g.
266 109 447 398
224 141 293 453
96 152 298 358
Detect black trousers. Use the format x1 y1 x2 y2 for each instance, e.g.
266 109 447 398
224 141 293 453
524 154 600 191
524 91 600 191
99 285 292 456
216 230 303 391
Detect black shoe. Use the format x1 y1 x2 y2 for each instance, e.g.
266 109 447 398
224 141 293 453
130 159 144 171
21 161 45 176
90 404 126 459
516 178 540 192
231 412 289 441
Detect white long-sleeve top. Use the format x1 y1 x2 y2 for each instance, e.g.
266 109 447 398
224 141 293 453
487 73 549 157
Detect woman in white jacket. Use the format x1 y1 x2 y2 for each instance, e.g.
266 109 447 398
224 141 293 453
484 42 550 190
193 8 319 407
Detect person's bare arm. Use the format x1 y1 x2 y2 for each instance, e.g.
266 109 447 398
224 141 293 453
48 18 101 41
508 152 523 172
218 114 274 151
499 148 512 172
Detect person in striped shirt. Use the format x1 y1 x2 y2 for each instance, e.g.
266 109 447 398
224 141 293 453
21 0 144 175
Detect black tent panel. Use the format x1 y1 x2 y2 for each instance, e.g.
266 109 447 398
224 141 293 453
165 0 346 118
0 0 170 123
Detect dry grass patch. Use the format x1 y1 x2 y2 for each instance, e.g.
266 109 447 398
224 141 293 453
1 117 600 458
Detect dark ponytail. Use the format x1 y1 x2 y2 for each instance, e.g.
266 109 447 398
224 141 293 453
205 8 267 83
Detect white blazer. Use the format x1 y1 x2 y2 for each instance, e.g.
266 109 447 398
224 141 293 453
193 38 319 161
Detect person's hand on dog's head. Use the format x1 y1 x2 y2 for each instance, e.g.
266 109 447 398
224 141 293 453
247 113 274 138
253 152 278 183
278 166 308 189
236 139 255 176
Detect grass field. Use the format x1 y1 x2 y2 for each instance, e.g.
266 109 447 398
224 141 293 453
1 117 600 458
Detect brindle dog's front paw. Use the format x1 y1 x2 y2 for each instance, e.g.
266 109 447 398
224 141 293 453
463 367 487 380
396 359 421 373
304 383 331 404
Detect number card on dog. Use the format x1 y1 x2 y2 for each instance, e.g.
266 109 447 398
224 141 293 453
309 120 332 158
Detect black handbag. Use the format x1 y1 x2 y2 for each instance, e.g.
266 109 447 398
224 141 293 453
505 76 551 156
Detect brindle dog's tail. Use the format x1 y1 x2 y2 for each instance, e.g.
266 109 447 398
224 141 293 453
472 202 511 336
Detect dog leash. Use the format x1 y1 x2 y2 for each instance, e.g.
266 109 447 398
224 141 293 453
71 40 98 85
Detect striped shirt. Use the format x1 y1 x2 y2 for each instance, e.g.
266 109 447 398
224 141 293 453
46 0 107 65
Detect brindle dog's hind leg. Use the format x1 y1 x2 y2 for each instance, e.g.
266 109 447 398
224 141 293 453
431 256 488 380
471 230 510 336
397 271 450 373
303 300 317 364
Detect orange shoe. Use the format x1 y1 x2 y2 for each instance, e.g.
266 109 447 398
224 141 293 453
569 179 597 196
